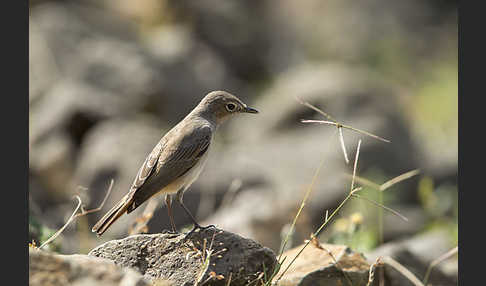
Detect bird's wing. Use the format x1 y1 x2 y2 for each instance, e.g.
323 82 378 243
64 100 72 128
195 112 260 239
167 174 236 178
126 125 212 212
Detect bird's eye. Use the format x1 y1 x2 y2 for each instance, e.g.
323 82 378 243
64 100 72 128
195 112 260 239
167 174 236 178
226 103 236 112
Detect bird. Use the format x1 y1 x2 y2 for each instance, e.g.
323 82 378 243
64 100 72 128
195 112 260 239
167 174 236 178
91 91 259 236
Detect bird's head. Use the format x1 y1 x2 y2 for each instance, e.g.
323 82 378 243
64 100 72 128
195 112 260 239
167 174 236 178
196 90 259 124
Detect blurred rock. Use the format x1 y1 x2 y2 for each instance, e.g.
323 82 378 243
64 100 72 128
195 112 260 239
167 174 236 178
166 0 274 82
201 188 299 252
29 248 151 286
29 2 162 103
29 1 165 223
29 2 162 146
199 63 419 249
277 241 371 286
29 132 76 204
28 0 456 258
89 227 277 286
142 23 250 123
366 229 457 286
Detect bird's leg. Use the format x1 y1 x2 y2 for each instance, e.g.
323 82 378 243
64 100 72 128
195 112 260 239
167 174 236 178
165 194 178 233
176 189 215 235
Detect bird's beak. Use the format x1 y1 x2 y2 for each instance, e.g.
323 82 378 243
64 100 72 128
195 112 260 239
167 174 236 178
243 105 259 114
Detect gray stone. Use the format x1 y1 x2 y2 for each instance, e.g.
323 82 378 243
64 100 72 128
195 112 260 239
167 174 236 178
366 230 457 286
88 227 277 286
29 248 152 286
276 241 371 286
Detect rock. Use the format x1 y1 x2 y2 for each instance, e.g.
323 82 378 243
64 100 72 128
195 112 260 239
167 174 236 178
29 248 152 286
88 227 277 286
166 0 274 81
276 241 371 286
29 132 76 205
30 2 163 103
366 229 457 286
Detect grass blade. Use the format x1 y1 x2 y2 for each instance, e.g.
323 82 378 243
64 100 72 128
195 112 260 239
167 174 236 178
352 194 408 222
423 246 458 285
380 169 420 191
338 127 350 164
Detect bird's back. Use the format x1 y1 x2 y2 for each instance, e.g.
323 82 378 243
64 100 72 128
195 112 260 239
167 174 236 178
126 117 214 212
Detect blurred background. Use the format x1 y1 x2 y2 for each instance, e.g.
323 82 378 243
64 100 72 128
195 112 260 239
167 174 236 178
29 0 457 282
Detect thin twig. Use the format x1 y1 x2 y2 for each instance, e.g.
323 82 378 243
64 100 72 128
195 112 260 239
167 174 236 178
344 169 420 192
367 257 383 286
346 175 382 190
225 272 233 286
276 140 363 283
344 169 419 244
129 196 159 235
301 119 391 143
352 193 408 222
278 156 326 262
74 179 114 218
351 140 362 192
39 196 83 249
338 127 350 164
295 96 337 122
423 246 458 286
38 180 115 249
309 235 354 285
383 256 425 286
380 169 421 191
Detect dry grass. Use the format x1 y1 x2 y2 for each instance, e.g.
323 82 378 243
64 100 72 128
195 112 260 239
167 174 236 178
259 98 433 286
34 179 114 250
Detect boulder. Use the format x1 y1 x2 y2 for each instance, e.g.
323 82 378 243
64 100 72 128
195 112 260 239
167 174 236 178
276 241 371 286
366 229 457 286
29 248 152 286
89 227 277 286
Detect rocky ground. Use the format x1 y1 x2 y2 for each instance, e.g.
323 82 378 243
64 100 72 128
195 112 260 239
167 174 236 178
29 227 456 285
29 0 457 285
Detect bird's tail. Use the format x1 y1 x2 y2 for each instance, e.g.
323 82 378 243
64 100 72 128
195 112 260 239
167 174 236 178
91 193 133 236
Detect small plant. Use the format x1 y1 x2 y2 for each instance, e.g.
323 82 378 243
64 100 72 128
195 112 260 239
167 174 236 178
261 98 412 286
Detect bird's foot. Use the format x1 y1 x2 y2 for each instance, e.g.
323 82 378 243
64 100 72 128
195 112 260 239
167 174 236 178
184 223 216 239
161 228 179 235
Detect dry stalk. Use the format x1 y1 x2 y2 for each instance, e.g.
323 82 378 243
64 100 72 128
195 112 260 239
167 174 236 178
383 256 424 286
38 196 83 250
366 257 384 286
37 179 115 249
308 235 353 285
296 96 390 143
275 140 363 283
422 246 458 286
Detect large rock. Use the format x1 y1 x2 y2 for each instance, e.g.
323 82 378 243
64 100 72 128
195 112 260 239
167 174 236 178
366 229 457 286
89 227 277 286
276 241 371 286
29 248 152 286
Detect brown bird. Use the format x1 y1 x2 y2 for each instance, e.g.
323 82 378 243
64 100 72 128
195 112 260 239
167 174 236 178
92 91 259 236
